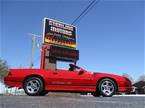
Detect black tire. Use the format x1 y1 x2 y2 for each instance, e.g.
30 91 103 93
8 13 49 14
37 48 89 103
39 90 49 96
23 77 44 96
91 92 101 97
98 78 116 97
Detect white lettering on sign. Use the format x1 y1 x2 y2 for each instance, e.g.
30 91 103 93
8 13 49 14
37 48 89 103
49 20 73 31
49 20 73 36
50 27 72 36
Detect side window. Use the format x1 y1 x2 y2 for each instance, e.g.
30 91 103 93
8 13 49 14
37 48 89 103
69 66 75 71
74 68 81 72
69 64 81 72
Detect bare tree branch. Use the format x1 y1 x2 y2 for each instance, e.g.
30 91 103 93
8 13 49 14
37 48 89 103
122 73 134 84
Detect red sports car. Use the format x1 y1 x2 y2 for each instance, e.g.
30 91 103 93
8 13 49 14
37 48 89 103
4 64 132 97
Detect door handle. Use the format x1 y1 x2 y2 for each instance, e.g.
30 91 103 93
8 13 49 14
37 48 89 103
52 72 58 74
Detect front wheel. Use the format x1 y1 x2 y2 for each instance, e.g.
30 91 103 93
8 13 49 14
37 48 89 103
98 78 117 97
23 77 44 96
91 91 101 97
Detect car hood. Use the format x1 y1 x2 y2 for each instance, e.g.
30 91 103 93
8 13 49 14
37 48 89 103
94 72 122 77
92 72 129 82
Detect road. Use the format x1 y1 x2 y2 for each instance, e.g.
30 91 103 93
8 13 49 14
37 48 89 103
0 95 145 108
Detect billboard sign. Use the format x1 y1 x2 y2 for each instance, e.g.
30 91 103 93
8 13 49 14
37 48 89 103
43 18 77 49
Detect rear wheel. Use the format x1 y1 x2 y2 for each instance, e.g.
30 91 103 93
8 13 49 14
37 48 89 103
98 78 116 97
23 77 44 96
39 90 49 96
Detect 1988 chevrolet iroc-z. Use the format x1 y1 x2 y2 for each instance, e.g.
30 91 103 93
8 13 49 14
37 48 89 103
4 64 132 97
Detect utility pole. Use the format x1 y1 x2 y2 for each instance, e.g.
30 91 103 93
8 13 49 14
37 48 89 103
28 33 41 68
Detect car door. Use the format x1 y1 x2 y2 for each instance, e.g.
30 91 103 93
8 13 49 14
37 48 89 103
45 69 94 87
68 70 94 86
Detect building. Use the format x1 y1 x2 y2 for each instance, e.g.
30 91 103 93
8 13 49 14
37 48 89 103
132 81 145 94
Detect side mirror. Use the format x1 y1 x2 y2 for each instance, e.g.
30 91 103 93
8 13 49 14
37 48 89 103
78 70 84 75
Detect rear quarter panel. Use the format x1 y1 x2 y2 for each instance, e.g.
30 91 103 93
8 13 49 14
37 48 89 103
4 69 45 87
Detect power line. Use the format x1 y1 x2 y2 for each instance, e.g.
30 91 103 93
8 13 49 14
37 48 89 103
71 0 100 25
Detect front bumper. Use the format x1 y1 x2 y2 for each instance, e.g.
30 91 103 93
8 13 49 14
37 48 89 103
118 78 132 93
118 87 132 92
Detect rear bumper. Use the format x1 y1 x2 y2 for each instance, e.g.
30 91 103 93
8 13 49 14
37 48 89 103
4 81 22 88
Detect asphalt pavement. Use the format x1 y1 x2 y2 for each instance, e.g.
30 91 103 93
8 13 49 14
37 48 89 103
0 95 145 108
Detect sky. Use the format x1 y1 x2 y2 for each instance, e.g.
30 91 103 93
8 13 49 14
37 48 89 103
1 0 144 81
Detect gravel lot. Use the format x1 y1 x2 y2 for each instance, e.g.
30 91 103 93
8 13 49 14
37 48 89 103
0 95 145 108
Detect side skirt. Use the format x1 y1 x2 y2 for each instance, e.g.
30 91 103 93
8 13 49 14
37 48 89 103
45 85 96 92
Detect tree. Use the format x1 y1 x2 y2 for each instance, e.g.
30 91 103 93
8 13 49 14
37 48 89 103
122 73 134 84
0 58 9 77
137 74 145 82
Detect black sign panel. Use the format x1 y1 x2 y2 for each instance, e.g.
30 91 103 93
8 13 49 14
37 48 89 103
43 18 77 49
46 45 79 62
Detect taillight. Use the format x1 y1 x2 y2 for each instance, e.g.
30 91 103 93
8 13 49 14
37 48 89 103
8 72 12 76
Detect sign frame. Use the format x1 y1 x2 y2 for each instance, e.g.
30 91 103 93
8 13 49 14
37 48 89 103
42 17 77 49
